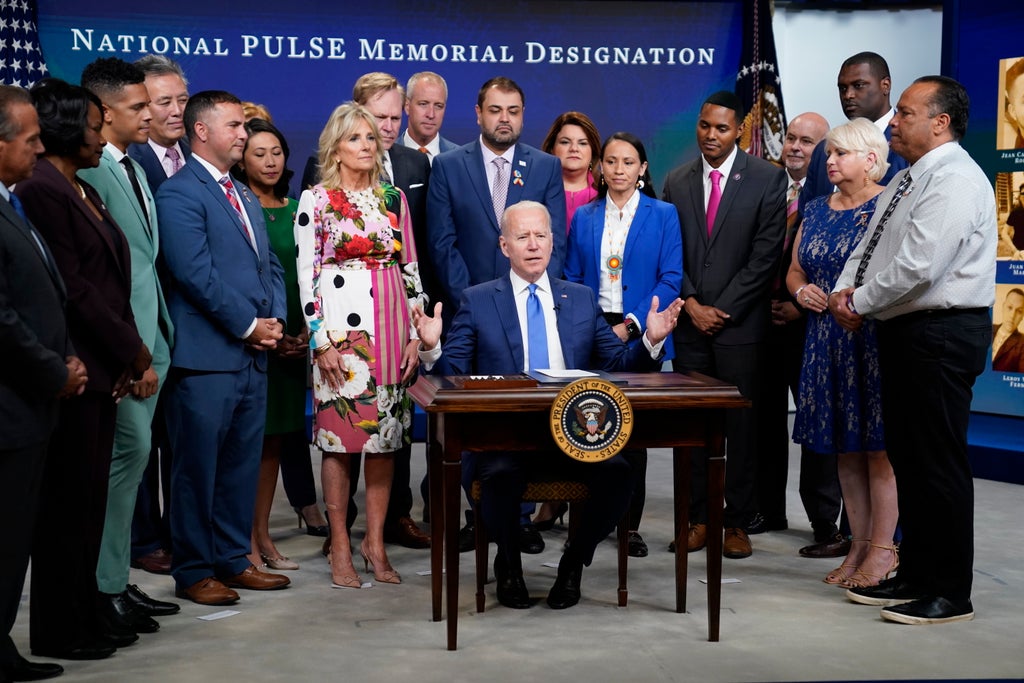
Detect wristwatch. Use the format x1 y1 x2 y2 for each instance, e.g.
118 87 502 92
624 318 642 340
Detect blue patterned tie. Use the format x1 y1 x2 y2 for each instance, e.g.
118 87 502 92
527 283 549 371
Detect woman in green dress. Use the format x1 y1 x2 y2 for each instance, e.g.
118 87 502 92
233 117 323 570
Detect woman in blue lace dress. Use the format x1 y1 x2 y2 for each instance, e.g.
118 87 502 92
787 118 899 589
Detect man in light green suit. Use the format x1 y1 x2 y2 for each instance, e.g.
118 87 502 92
80 58 179 636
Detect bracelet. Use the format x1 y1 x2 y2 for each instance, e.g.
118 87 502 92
794 284 808 299
313 343 332 357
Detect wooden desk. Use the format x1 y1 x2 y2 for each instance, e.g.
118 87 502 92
409 371 749 651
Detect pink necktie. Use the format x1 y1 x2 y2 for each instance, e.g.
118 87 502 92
166 146 183 175
706 169 723 237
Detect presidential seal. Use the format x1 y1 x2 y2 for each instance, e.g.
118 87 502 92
550 378 633 462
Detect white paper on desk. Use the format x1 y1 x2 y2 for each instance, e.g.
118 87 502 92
535 369 598 378
699 578 742 584
197 610 240 621
416 569 446 576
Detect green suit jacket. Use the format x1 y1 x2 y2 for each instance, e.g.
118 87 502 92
79 148 174 359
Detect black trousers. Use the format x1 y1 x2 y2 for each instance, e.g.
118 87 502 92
756 319 842 531
31 392 116 651
278 430 318 510
673 338 761 528
0 441 49 668
478 451 634 573
877 308 989 602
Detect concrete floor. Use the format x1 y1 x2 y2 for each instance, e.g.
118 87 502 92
14 439 1024 682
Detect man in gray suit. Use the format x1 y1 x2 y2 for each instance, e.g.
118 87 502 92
80 57 180 636
662 91 787 560
0 84 86 679
402 71 459 164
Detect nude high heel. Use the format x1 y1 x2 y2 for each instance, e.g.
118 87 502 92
359 540 401 584
823 538 867 585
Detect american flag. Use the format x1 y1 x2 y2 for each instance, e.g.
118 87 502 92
735 0 787 164
0 0 49 87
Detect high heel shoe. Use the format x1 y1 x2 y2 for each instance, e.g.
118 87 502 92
533 501 568 532
261 553 299 571
359 541 401 584
327 552 362 589
295 507 329 537
823 538 866 585
842 543 900 589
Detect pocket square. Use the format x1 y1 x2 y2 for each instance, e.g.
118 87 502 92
409 183 425 189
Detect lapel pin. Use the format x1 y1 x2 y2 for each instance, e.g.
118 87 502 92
732 173 741 181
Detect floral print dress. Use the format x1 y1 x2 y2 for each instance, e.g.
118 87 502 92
294 183 426 454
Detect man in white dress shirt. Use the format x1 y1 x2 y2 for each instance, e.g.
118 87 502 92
401 71 458 163
830 76 996 625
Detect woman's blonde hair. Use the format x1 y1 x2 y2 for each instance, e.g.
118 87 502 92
825 117 890 182
316 101 384 189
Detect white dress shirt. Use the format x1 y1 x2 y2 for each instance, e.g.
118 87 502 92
402 131 440 164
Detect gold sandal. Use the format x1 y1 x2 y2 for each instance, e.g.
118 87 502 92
822 538 867 585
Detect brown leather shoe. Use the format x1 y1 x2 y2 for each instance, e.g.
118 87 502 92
687 523 708 552
130 548 172 574
383 516 431 549
223 565 290 590
175 577 239 605
799 532 852 558
723 527 753 559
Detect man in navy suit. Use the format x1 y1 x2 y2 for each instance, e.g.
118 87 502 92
800 52 908 211
401 71 459 163
413 201 683 610
662 91 788 560
127 54 190 576
157 91 290 605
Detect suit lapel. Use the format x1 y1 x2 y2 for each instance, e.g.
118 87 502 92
686 161 708 246
708 152 747 249
106 151 152 239
0 199 66 296
588 201 604 275
195 164 259 261
506 144 528 208
494 277 525 370
463 142 498 233
553 280 574 368
623 195 651 265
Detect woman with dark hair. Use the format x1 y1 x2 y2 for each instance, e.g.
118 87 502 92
294 102 426 588
541 111 601 233
562 132 683 557
232 117 327 572
16 78 151 659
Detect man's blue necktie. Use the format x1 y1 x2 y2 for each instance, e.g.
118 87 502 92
527 283 550 371
8 193 28 221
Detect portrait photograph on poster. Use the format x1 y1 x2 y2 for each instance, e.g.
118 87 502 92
997 171 1024 260
992 284 1024 374
997 56 1024 150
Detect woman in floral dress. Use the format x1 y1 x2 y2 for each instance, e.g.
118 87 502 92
294 102 426 588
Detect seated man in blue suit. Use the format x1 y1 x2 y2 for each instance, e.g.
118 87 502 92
412 200 683 610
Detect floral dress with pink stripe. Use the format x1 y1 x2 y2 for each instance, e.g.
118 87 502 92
294 183 426 454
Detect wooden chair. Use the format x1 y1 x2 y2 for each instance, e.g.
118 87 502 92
470 479 629 611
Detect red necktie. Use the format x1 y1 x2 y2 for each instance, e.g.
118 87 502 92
706 169 723 237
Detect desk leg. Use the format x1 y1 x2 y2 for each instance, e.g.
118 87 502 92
444 431 462 651
673 446 691 614
428 414 443 622
706 415 726 643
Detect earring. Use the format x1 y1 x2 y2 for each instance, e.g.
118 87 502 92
599 175 606 188
636 179 645 190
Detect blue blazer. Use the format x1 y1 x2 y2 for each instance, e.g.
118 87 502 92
564 194 683 360
128 138 192 196
156 156 286 373
426 140 567 310
436 275 660 376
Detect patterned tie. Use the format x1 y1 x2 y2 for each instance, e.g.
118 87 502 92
165 146 183 175
706 169 723 237
854 172 913 287
784 181 801 250
120 157 151 230
219 176 244 219
491 157 509 226
526 283 550 372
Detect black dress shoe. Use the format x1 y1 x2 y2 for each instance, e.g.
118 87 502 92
547 558 582 610
627 531 648 558
97 630 138 649
881 596 974 625
31 642 115 661
493 555 531 609
745 512 768 535
102 592 159 634
123 584 180 617
846 576 929 606
3 655 63 681
519 524 544 554
799 531 852 558
458 510 476 553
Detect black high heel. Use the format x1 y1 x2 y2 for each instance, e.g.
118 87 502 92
295 507 329 537
533 501 568 532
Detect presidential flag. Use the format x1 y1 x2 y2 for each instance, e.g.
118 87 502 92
1 0 49 87
735 0 787 163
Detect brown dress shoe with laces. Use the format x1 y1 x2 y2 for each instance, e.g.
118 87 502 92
131 548 172 574
175 577 239 605
223 565 290 590
687 523 708 552
383 516 431 549
723 527 753 558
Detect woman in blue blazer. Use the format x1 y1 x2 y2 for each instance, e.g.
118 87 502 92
563 131 683 557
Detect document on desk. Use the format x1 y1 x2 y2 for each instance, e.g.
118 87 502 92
535 369 598 379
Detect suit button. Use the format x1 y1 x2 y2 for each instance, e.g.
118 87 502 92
704 262 711 268
258 267 263 273
262 299 269 306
